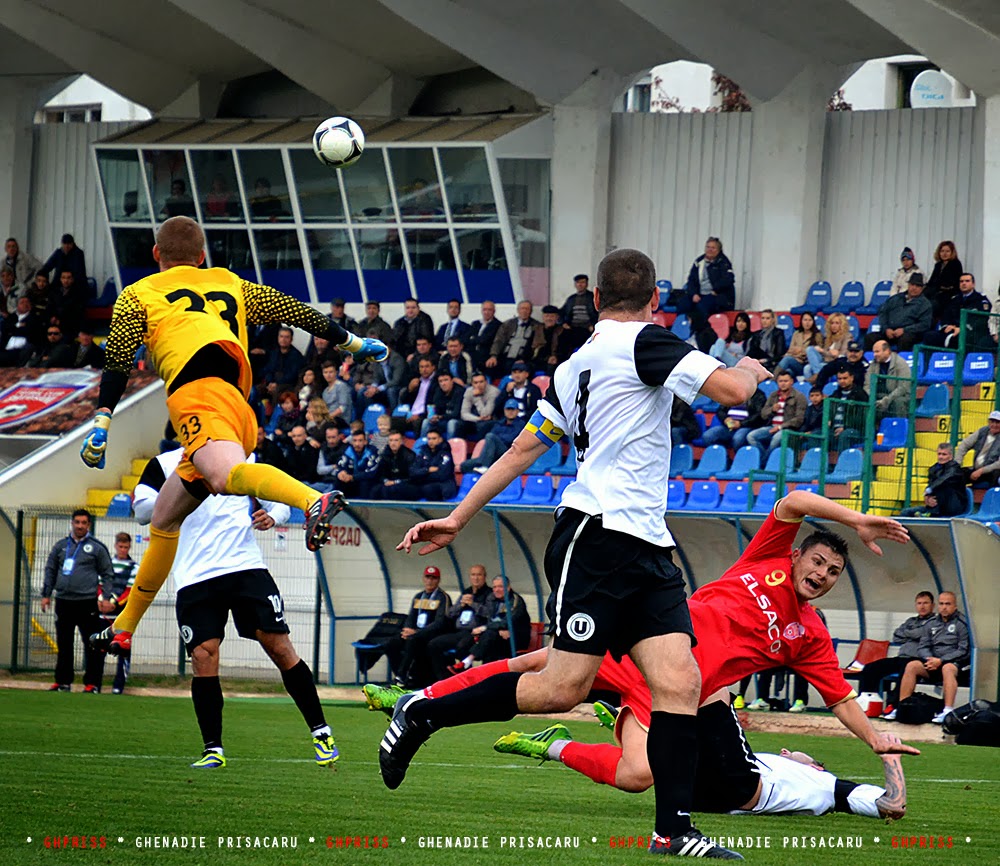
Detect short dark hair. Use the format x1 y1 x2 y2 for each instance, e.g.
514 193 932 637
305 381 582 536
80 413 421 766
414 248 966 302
915 591 934 602
798 529 849 564
71 508 92 522
961 272 976 282
810 387 822 395
573 273 589 282
115 532 132 544
448 298 461 305
596 248 655 313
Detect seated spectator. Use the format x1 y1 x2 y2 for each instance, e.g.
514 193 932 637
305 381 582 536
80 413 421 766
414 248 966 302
305 398 333 443
427 590 488 682
449 576 531 673
319 359 352 426
71 327 105 369
814 339 867 391
357 301 392 346
266 391 303 440
775 311 823 379
460 400 526 474
670 398 700 447
677 236 736 352
303 334 340 370
487 301 544 376
261 326 305 401
923 240 962 320
800 387 825 436
41 233 87 287
535 304 573 376
352 344 405 415
203 174 238 219
458 372 500 440
247 321 280 382
334 428 379 498
312 424 348 492
390 298 434 357
468 300 501 372
434 298 472 351
404 357 438 436
899 443 967 517
0 266 23 315
493 360 541 420
370 430 417 499
865 340 911 421
746 370 806 455
253 425 289 474
708 311 752 367
388 565 453 687
829 365 869 452
281 425 319 483
559 273 598 355
890 247 923 296
328 297 358 334
24 322 74 368
26 272 50 318
296 367 320 409
408 428 458 501
159 179 196 218
866 273 933 351
4 237 42 292
436 336 474 386
47 270 85 337
249 177 286 221
892 592 970 724
700 390 765 450
0 296 43 366
406 336 436 380
924 272 993 350
369 414 391 455
422 372 465 438
955 410 1000 489
746 308 786 372
805 312 850 381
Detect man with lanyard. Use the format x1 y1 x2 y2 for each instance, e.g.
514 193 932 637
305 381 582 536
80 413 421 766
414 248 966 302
391 566 453 687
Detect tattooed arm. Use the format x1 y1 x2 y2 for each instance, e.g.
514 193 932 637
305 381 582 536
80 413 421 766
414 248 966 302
875 753 907 820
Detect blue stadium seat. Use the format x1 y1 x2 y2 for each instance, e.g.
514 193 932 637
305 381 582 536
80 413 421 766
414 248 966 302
822 381 838 396
864 351 874 363
491 478 524 504
553 475 574 503
689 412 708 447
814 314 825 334
753 483 778 513
718 482 751 512
656 279 675 312
289 507 306 524
873 417 908 451
914 382 950 417
787 447 824 482
691 393 720 412
972 487 1000 523
794 484 819 494
447 474 480 502
669 443 694 478
520 475 555 505
790 281 832 315
392 403 411 417
667 480 687 510
828 280 865 314
963 353 994 384
920 352 955 385
525 442 562 475
758 380 778 398
551 447 578 476
683 481 720 511
755 447 795 479
776 314 795 346
717 446 761 480
857 280 892 316
362 405 383 434
898 351 914 369
846 314 860 341
957 488 975 518
671 314 692 341
794 382 813 400
683 444 728 479
828 448 863 483
105 493 132 518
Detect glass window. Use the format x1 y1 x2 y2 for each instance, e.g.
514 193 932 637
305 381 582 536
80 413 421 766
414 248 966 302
356 228 410 303
289 151 346 222
253 229 308 299
454 227 513 302
143 150 196 220
438 148 498 222
96 149 150 222
403 228 459 303
205 229 255 282
190 151 243 222
498 158 550 269
387 149 445 221
305 230 361 303
112 228 156 286
238 151 293 223
341 149 394 221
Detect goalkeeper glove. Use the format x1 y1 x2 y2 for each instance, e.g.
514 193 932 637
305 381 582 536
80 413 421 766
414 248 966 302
80 410 112 469
339 334 388 363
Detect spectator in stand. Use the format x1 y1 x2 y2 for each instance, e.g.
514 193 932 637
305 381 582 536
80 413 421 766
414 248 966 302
829 365 869 452
328 298 358 333
72 327 105 369
493 360 541 420
391 298 434 357
866 273 933 352
249 177 285 221
281 425 319 484
708 311 753 368
295 367 320 409
4 238 42 292
747 308 786 372
0 266 23 315
955 410 1000 489
24 322 74 368
388 565 453 686
406 336 436 380
253 425 289 474
468 300 501 372
422 371 465 438
303 334 340 370
313 424 348 492
159 179 196 218
700 390 766 451
304 398 333 443
408 427 458 501
890 247 923 296
487 301 544 376
434 298 472 351
427 590 488 681
40 509 113 693
924 272 993 350
335 428 380 498
800 388 826 436
319 359 353 426
247 321 280 383
1 296 44 366
369 413 392 455
404 357 438 436
924 240 963 320
891 592 970 724
449 576 531 673
47 270 85 338
261 326 305 401
560 273 598 354
805 312 851 382
459 372 500 440
865 340 911 421
27 272 50 318
670 398 701 447
459 400 526 474
203 174 238 219
535 305 573 375
678 237 736 352
266 391 302 441
371 430 417 500
436 336 473 387
775 311 823 379
815 340 868 391
353 343 406 415
899 443 967 517
357 301 392 345
747 370 806 455
41 233 87 288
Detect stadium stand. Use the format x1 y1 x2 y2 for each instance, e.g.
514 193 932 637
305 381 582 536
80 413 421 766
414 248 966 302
790 280 832 314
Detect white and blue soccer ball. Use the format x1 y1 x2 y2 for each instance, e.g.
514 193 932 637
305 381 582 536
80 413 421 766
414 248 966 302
312 116 365 168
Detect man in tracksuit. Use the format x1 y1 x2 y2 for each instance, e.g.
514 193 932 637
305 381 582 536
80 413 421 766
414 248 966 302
41 509 114 692
334 429 380 498
407 428 458 501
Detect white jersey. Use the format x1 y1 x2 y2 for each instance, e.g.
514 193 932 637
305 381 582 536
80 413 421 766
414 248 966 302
131 450 291 592
535 318 721 546
739 753 884 818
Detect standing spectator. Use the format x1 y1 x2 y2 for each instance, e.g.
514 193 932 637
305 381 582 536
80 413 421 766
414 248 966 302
448 577 531 673
899 443 967 517
281 425 319 484
923 240 962 319
678 237 736 351
303 334 340 370
328 298 358 333
468 300 501 372
313 425 348 492
47 270 85 337
423 371 465 438
4 237 42 292
296 367 320 409
955 410 1000 489
389 566 453 686
24 322 75 368
405 336 436 380
41 233 87 287
805 312 851 381
408 427 458 501
335 428 380 498
890 247 923 296
352 344 405 414
371 430 418 499
815 340 867 391
775 311 823 379
829 366 869 452
487 301 544 376
391 298 434 357
865 340 911 421
436 337 474 387
746 308 787 372
924 272 993 350
0 266 23 315
459 400 526 473
535 305 573 375
459 372 500 440
261 326 305 400
560 273 598 354
708 312 753 368
865 273 933 351
746 370 806 455
26 272 50 318
319 359 353 425
102 532 138 695
404 357 438 436
41 509 113 693
357 301 392 345
493 361 542 420
800 388 826 436
247 321 280 383
72 327 106 369
253 425 289 474
0 296 43 366
434 298 472 351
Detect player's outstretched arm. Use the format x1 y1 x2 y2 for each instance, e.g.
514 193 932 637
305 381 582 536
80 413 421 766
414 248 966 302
875 751 907 820
775 490 909 555
397 429 550 555
698 355 772 406
831 698 920 756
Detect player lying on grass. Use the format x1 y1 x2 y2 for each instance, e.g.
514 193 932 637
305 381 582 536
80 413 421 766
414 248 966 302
83 216 387 656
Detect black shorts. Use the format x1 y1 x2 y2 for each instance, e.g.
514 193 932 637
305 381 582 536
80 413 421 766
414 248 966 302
921 659 971 685
692 699 761 813
543 508 694 658
175 569 289 653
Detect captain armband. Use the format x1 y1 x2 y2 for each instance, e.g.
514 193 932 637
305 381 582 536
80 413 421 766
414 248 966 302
526 409 565 446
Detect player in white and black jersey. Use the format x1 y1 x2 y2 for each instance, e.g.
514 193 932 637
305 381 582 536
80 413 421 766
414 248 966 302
388 248 771 859
132 447 339 769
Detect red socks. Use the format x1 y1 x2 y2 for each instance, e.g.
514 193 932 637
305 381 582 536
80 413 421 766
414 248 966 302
425 658 511 699
560 741 622 787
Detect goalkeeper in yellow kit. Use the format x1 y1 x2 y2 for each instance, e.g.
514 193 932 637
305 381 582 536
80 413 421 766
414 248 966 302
82 216 387 656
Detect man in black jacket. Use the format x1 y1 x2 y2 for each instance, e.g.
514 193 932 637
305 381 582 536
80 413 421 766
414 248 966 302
391 298 434 357
422 373 465 439
468 300 500 372
390 565 453 686
371 431 417 500
281 425 319 484
408 428 457 501
678 237 736 349
24 322 75 368
900 443 967 517
449 576 531 673
815 340 868 391
746 309 786 372
829 366 869 453
924 272 993 351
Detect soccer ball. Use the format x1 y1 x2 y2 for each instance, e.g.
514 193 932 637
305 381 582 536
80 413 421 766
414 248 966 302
312 116 365 168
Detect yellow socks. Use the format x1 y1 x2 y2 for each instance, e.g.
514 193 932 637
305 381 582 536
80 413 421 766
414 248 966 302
113 526 179 633
224 462 317 512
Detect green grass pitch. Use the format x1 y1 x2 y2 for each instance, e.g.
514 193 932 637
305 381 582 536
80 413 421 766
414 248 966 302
0 688 995 865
